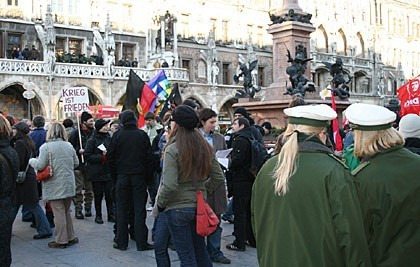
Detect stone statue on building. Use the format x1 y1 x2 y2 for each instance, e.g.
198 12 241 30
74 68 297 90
284 44 315 98
322 58 351 100
234 59 259 98
44 5 56 72
211 61 219 85
200 29 218 85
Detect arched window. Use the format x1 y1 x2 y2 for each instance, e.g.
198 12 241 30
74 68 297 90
197 60 206 78
317 25 329 53
337 29 347 55
356 32 365 58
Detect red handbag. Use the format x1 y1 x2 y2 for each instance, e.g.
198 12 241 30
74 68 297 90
36 165 51 181
196 190 219 237
36 145 53 182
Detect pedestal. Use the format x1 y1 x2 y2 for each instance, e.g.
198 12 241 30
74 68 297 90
265 21 315 100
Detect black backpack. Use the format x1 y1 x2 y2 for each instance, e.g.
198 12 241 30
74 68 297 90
241 135 270 176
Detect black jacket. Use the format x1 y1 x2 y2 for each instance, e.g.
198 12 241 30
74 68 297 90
0 139 19 199
231 127 254 183
69 126 93 171
84 130 112 182
13 138 38 205
404 137 420 155
107 111 153 180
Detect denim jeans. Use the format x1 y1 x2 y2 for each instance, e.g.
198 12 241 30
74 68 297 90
154 212 171 267
12 202 52 235
165 208 212 267
222 198 233 220
206 215 225 261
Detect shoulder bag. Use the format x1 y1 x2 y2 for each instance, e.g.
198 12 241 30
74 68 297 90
36 145 53 182
194 179 219 237
16 152 32 184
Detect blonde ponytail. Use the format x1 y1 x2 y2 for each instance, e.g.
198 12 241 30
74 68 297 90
274 130 299 195
274 124 326 196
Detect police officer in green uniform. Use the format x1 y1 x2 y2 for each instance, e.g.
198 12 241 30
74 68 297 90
346 103 420 267
251 104 371 267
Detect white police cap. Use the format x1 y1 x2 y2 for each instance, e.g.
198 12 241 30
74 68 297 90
345 103 396 131
284 104 337 127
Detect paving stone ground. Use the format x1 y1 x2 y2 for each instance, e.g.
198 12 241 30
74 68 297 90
10 203 258 267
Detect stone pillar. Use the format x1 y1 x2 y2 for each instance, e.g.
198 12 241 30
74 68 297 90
160 16 165 54
173 18 178 67
266 4 315 100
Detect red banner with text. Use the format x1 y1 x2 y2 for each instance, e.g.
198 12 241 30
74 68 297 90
398 75 420 117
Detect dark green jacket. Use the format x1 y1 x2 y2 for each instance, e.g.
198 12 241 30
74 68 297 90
352 145 420 267
157 142 225 211
251 139 371 267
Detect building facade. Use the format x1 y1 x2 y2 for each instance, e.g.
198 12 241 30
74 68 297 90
0 0 419 121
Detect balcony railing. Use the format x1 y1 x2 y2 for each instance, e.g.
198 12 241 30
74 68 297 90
311 51 371 69
0 59 189 82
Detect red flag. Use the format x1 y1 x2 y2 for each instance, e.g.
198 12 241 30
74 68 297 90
398 75 420 117
331 91 343 151
137 84 156 128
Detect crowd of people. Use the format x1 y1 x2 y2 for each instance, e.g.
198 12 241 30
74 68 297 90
8 45 41 61
0 98 419 267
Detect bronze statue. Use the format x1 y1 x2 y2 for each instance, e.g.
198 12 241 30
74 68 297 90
322 58 351 100
234 59 260 98
284 45 315 98
268 9 312 25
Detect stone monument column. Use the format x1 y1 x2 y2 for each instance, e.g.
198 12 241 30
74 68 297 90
266 0 315 100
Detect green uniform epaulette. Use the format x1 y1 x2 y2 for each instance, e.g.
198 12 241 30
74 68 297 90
328 153 348 169
351 161 370 176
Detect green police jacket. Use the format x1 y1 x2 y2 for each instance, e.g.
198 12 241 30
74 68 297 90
251 138 371 267
352 145 420 267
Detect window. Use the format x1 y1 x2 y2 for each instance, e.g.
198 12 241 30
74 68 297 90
182 59 192 80
56 37 66 56
257 26 263 47
68 0 80 15
181 14 190 38
210 18 217 38
222 63 230 85
258 66 265 87
0 33 2 58
68 39 82 55
122 44 135 62
222 21 228 42
7 0 18 6
7 33 21 58
51 0 63 13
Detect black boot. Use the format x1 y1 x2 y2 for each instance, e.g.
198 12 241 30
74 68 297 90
75 210 84 219
85 208 92 217
95 215 104 224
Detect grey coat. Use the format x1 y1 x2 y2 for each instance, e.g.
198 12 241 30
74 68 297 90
207 132 228 215
29 138 79 201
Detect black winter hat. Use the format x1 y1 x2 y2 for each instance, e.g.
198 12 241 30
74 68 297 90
144 112 155 120
234 107 249 118
95 119 109 131
81 111 93 123
119 110 137 125
172 105 199 130
14 121 30 134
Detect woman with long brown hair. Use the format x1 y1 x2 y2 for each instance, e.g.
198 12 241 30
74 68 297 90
155 105 225 267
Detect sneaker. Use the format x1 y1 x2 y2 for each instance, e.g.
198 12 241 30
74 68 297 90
68 238 79 246
226 243 245 251
146 206 153 212
95 215 104 224
75 210 84 220
48 241 67 249
213 256 231 264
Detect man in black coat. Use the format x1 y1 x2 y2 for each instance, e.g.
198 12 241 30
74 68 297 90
69 112 94 219
226 117 256 252
107 110 154 251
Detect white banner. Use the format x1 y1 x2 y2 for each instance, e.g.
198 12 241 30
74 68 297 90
62 87 90 114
